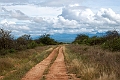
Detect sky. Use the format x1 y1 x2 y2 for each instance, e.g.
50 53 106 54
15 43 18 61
0 0 120 41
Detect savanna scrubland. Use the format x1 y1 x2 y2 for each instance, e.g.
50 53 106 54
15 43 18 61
0 29 120 80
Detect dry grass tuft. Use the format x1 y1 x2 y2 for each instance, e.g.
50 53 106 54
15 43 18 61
0 45 56 80
65 44 120 80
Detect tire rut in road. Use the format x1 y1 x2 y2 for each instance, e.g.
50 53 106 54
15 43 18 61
45 46 68 80
21 47 59 80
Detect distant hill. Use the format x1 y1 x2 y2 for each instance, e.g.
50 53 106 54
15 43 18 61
50 32 105 43
51 33 77 43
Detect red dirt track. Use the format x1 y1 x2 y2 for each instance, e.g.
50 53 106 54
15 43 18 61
21 46 68 80
21 47 59 80
46 47 68 80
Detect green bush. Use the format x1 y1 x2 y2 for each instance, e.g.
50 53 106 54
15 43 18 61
27 41 37 49
36 34 58 45
0 49 8 55
72 34 89 44
8 48 16 53
102 38 120 51
86 37 105 46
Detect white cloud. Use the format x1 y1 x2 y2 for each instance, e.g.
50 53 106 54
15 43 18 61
58 16 78 27
0 4 120 38
39 0 83 7
59 6 120 31
0 19 16 25
98 8 120 23
10 10 29 20
3 5 62 18
69 4 80 7
0 0 29 3
0 7 29 20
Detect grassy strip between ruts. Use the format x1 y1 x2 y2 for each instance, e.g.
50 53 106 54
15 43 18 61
0 45 57 80
64 44 120 80
41 47 60 80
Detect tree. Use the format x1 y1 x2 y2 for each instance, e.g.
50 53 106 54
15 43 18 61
73 34 89 44
0 29 14 49
36 34 57 45
17 34 31 45
105 30 119 40
16 34 31 50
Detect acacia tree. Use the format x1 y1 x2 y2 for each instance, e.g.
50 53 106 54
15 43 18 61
105 30 119 40
0 29 14 49
17 34 31 45
16 34 32 50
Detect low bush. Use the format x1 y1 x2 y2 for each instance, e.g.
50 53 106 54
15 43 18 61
65 44 120 80
0 49 8 55
102 38 120 51
8 49 16 53
27 41 38 49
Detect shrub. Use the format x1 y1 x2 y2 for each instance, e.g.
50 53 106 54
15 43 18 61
8 48 16 53
72 34 89 44
102 38 120 51
36 34 58 45
0 49 8 55
27 41 37 49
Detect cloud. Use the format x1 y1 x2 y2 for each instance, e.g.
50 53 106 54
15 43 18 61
32 17 44 23
10 10 29 20
58 16 78 27
40 0 78 7
0 0 29 3
0 0 83 7
0 7 29 20
59 6 120 30
98 8 120 23
3 5 62 18
0 19 16 25
0 4 120 38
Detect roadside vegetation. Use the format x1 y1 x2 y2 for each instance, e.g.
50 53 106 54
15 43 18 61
0 45 56 80
1 28 120 80
0 28 59 55
65 44 120 80
73 30 120 51
0 28 59 79
64 30 120 80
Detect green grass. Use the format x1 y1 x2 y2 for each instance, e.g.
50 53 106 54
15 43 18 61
0 45 56 80
64 44 120 80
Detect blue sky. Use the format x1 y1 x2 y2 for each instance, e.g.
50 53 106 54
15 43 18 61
0 0 120 41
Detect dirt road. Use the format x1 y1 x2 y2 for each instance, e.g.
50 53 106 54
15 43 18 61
46 47 68 80
22 46 68 80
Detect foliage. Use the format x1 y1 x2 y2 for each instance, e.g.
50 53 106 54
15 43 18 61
73 34 89 44
27 41 38 49
0 29 14 50
102 38 120 51
105 30 119 39
73 30 120 51
0 29 59 55
65 44 120 80
0 46 53 80
36 34 58 45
